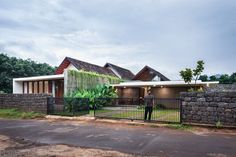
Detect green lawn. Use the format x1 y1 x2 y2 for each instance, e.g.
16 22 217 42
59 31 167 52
93 108 180 122
0 109 45 119
51 110 90 117
47 105 180 122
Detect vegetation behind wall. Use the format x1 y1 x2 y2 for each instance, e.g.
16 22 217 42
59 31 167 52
199 73 236 84
66 70 121 94
0 53 56 93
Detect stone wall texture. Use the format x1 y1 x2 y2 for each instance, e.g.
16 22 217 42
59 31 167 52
0 94 52 113
205 84 236 92
181 91 236 126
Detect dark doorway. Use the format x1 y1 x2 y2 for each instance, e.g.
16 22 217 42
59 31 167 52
139 87 145 98
55 80 64 98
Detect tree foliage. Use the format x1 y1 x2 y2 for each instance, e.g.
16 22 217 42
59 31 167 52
193 60 204 84
180 68 193 84
180 60 205 85
199 75 208 82
199 72 236 84
0 53 56 93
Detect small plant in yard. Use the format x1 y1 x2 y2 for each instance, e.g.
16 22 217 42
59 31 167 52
136 105 145 110
167 124 193 131
216 121 223 129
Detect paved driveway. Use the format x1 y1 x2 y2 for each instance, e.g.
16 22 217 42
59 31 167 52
0 119 235 157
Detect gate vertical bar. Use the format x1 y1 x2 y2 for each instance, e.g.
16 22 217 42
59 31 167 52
94 98 96 117
180 99 183 124
47 97 50 114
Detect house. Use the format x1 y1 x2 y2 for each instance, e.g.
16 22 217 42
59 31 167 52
113 80 218 99
13 57 133 97
13 57 218 98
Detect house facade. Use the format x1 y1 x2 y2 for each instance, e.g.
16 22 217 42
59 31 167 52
113 65 218 98
13 57 133 97
13 57 218 98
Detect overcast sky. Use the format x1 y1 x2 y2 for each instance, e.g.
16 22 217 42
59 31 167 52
0 0 235 79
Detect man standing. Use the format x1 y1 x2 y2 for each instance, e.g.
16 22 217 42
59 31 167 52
144 90 155 121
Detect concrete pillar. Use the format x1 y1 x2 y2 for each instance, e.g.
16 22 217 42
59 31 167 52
13 80 23 94
64 70 68 96
52 81 55 97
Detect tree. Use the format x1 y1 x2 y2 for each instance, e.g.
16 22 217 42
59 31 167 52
179 60 205 90
219 74 230 84
180 68 193 85
193 60 204 84
209 75 217 81
0 53 56 93
230 73 236 84
199 73 236 84
199 75 208 82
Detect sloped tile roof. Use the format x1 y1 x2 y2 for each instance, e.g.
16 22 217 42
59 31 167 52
55 57 117 77
104 63 134 80
133 65 170 81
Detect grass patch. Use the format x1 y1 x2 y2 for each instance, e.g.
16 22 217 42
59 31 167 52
51 111 89 117
0 108 45 119
94 108 180 122
89 109 112 116
166 124 192 131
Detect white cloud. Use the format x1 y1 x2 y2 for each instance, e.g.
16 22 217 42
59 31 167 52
0 0 236 79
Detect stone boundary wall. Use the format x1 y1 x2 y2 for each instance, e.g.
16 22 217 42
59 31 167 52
181 92 236 126
0 94 52 113
205 84 236 92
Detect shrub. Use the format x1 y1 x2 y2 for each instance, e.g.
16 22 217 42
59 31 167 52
68 84 117 109
216 121 223 128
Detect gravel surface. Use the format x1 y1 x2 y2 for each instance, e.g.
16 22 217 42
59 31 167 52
0 135 135 157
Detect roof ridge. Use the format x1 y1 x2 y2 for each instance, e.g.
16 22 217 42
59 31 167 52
106 62 133 73
66 57 106 69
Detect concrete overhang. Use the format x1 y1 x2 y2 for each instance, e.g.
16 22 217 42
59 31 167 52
112 80 219 88
13 74 64 82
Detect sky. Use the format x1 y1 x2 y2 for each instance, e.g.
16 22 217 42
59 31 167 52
0 0 235 80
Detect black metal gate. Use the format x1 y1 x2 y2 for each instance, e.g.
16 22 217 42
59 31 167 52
47 97 89 116
94 98 182 123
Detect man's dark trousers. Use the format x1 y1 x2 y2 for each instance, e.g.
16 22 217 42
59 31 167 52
144 106 153 121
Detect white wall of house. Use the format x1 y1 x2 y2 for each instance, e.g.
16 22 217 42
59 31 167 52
64 70 68 96
66 64 78 71
12 74 64 95
13 79 23 93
